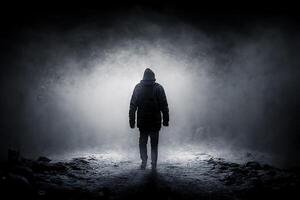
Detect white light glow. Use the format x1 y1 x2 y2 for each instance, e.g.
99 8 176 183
50 42 211 150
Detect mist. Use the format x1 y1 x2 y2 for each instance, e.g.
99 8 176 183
1 9 299 167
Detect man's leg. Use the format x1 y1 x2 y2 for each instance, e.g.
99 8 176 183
150 131 159 170
139 131 148 169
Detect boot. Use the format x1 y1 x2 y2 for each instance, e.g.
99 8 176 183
140 160 147 170
151 162 157 171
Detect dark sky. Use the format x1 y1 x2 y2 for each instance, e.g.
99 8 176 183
0 2 299 167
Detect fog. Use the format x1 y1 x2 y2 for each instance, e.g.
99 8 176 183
1 10 299 167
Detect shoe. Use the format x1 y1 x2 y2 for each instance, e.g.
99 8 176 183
140 161 147 170
151 163 157 171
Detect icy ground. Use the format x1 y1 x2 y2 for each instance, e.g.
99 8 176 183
1 148 300 200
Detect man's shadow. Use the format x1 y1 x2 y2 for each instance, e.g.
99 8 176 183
118 171 177 200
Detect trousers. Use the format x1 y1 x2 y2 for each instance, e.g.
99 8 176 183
139 130 159 165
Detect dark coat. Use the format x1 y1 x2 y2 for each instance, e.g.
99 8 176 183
129 80 169 131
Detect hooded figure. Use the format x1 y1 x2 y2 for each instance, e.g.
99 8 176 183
129 68 169 170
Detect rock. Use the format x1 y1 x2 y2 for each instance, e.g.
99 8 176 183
69 164 81 170
37 156 51 163
11 165 34 182
50 162 68 172
33 161 68 173
245 161 262 170
68 158 91 170
207 158 217 165
219 165 228 171
67 172 77 178
227 163 240 168
222 175 236 185
88 156 97 161
71 158 89 164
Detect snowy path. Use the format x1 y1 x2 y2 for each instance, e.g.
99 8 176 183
25 151 299 200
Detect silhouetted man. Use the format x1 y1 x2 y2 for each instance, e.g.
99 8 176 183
129 68 169 171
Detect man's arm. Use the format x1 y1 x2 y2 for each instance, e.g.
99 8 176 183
157 85 169 126
129 85 139 128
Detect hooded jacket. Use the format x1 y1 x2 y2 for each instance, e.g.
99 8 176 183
129 69 169 131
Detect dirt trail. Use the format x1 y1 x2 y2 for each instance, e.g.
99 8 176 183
1 152 299 200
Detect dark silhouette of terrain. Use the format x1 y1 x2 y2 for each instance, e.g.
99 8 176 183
1 149 299 200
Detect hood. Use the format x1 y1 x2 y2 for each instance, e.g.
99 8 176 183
142 68 156 81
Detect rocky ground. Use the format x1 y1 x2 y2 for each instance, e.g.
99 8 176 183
1 149 299 200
